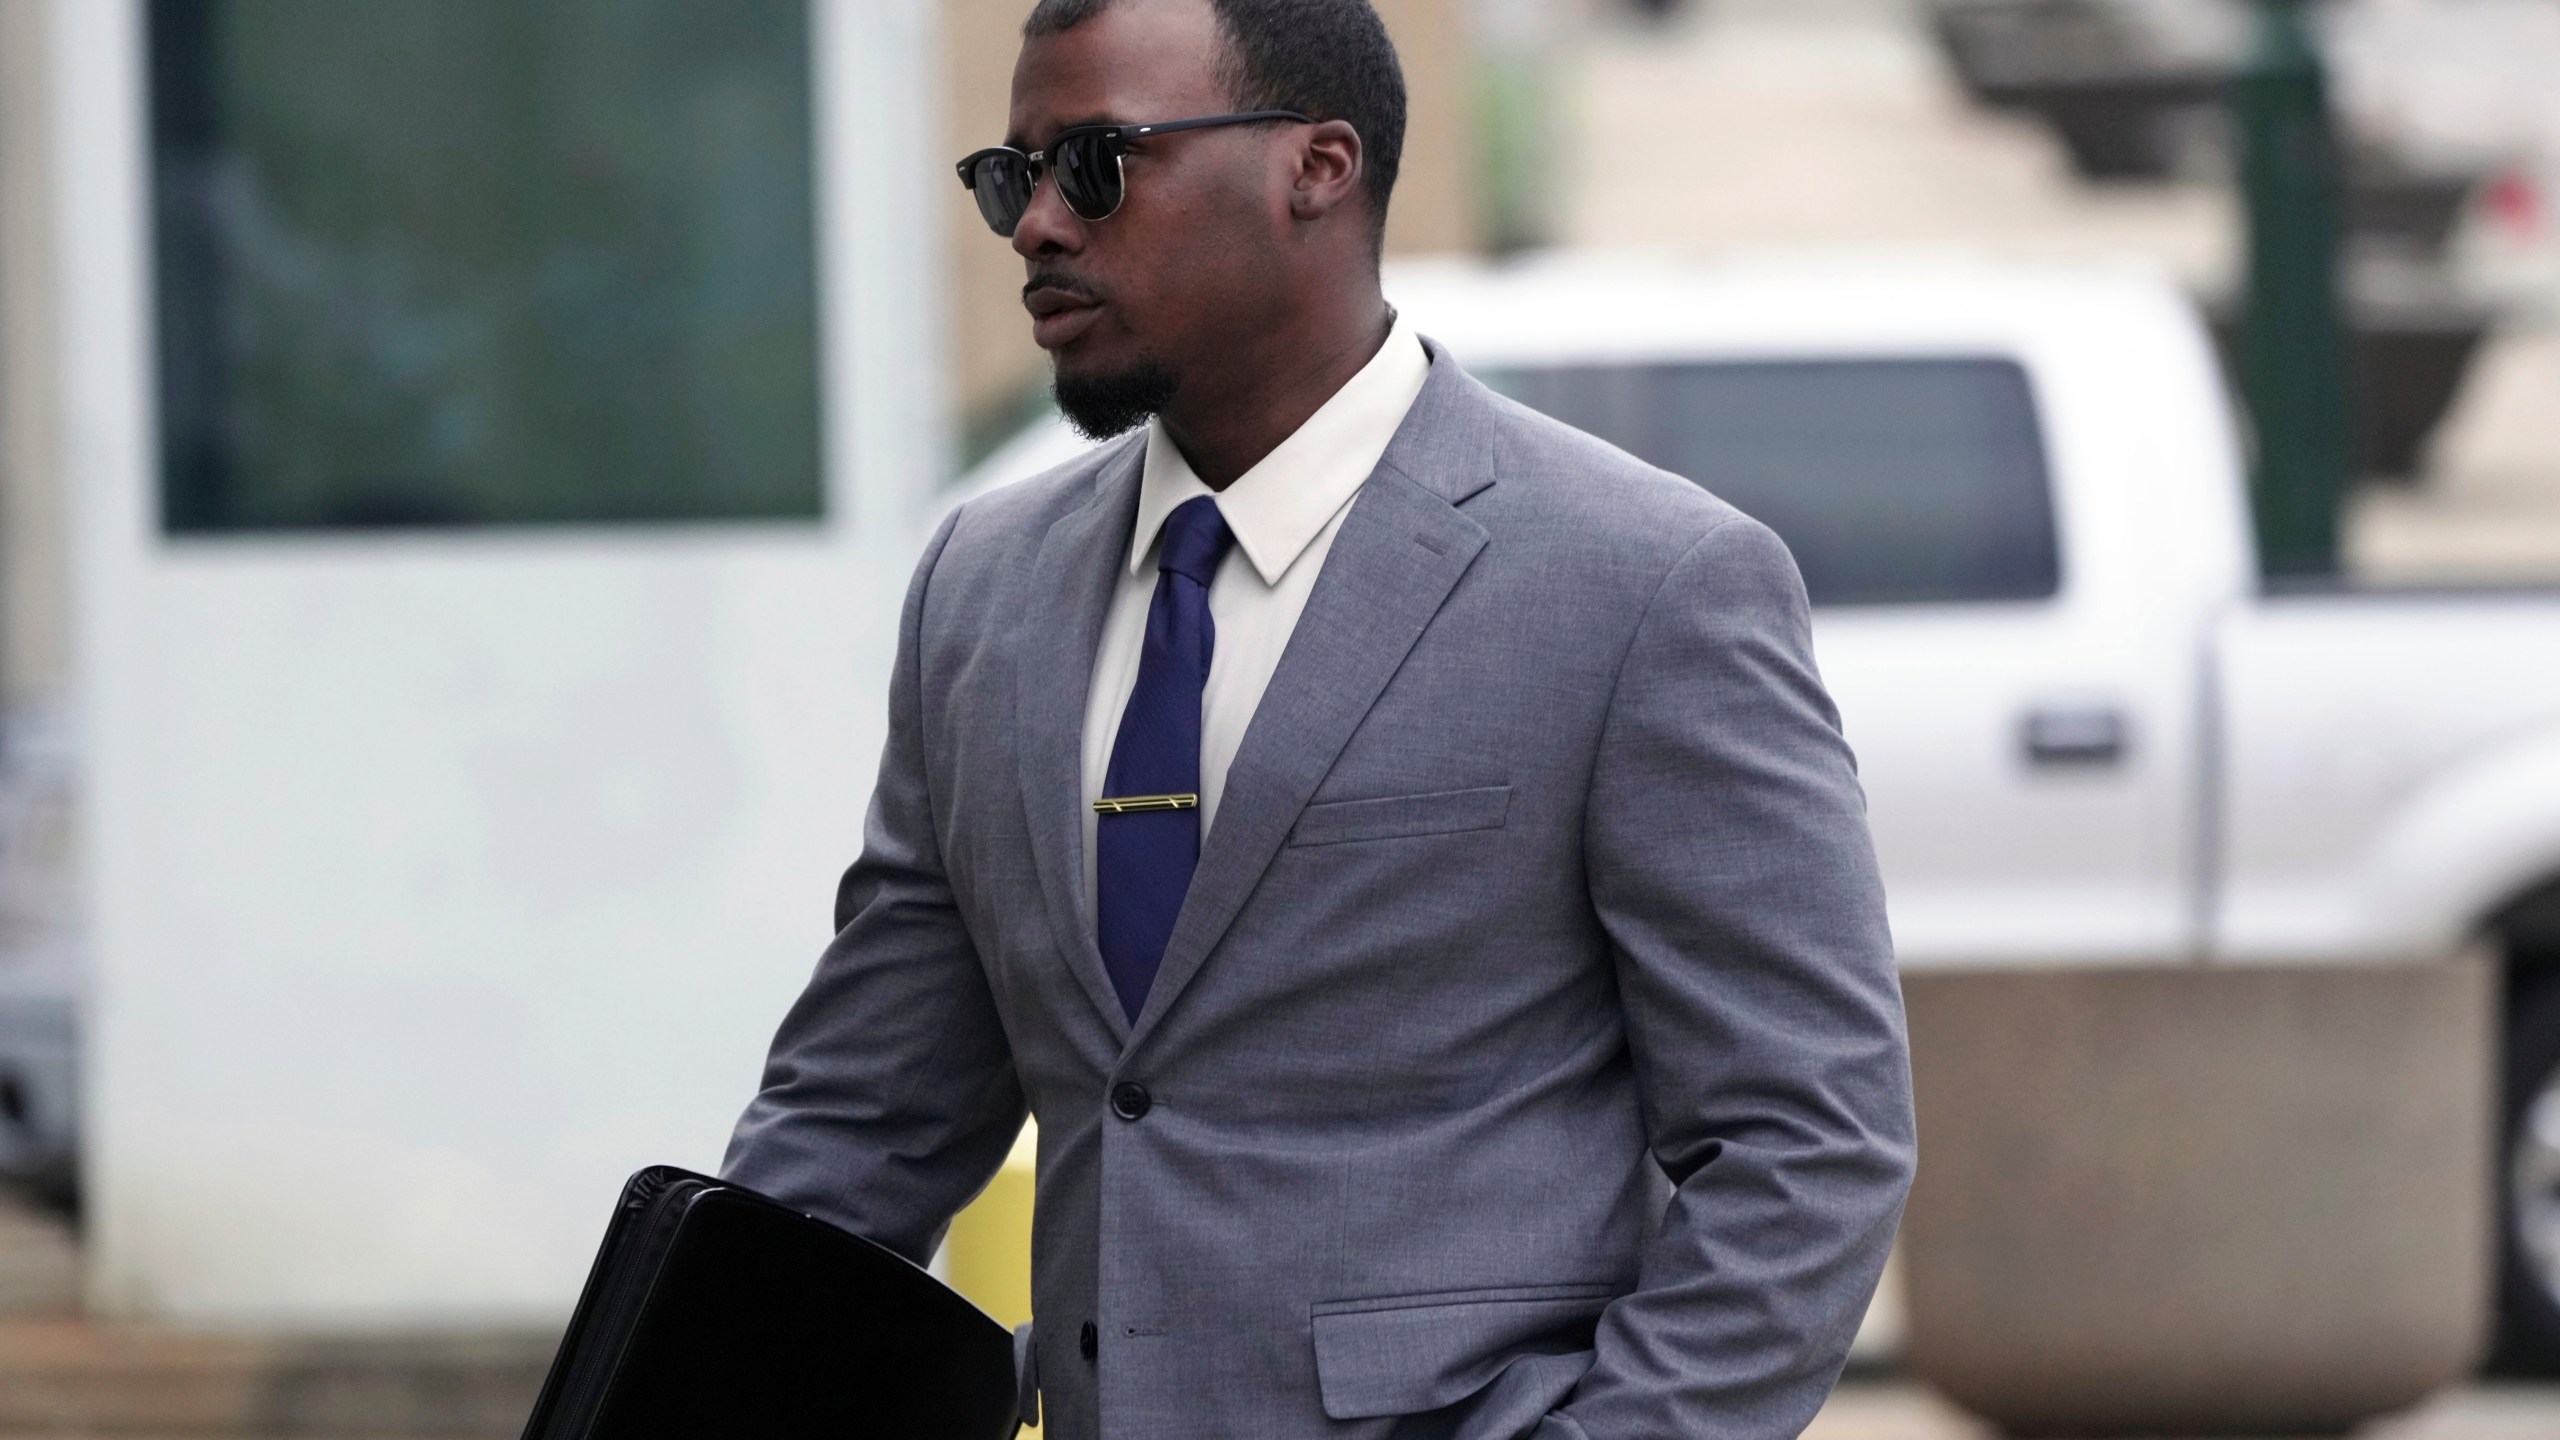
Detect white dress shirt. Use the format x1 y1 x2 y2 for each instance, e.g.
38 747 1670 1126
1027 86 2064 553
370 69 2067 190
1081 316 1432 916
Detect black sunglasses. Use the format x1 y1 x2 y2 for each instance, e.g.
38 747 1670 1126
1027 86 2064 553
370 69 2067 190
956 110 1314 237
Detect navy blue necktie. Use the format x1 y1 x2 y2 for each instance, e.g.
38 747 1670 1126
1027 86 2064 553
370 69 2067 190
1096 495 1235 1022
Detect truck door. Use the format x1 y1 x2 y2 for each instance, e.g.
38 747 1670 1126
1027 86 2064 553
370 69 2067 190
1489 355 2204 966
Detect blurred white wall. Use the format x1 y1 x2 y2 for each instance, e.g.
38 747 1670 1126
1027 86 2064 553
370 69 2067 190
1 0 69 710
53 0 948 1324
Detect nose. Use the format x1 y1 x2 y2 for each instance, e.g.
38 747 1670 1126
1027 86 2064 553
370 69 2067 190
1010 166 1085 260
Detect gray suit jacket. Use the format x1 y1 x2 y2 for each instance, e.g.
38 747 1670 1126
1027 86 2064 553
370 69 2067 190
725 342 1915 1440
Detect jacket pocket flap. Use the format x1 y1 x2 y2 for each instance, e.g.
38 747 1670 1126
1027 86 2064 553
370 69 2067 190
1287 785 1511 848
1310 1283 1613 1420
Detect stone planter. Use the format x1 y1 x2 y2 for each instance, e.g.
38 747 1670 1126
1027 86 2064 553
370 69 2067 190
1899 960 2491 1435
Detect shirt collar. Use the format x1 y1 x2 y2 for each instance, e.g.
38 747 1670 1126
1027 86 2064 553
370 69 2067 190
1126 313 1432 585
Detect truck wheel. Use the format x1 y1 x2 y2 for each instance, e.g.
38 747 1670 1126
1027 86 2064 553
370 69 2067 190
2498 964 2560 1373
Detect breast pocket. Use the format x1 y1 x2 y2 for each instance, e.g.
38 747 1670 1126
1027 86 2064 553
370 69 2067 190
1284 785 1511 848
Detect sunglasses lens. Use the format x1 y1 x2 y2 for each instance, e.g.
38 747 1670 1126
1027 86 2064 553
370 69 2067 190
1052 132 1123 220
968 152 1033 236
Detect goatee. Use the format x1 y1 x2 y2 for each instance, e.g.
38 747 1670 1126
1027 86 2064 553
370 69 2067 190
1053 359 1178 441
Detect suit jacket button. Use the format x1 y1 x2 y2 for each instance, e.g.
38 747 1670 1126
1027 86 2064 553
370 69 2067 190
1109 1082 1152 1121
1079 1320 1099 1361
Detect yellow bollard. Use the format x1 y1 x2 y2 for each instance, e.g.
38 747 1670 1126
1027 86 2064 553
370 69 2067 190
945 1121 1038 1435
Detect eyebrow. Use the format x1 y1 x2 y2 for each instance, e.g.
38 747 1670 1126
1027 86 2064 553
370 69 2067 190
1003 113 1130 150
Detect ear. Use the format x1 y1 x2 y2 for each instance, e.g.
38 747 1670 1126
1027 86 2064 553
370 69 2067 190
1287 118 1364 223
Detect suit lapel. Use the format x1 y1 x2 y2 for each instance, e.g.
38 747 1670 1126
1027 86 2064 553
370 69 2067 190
1123 348 1498 1052
1015 440 1147 1043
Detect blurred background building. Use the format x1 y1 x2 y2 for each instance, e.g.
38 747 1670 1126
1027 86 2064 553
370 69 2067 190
1551 0 2560 582
0 0 2554 1434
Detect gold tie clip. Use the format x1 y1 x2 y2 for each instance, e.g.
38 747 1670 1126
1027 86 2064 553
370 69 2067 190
1093 793 1200 815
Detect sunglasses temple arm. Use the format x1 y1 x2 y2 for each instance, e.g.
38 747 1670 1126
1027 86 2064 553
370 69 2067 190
1125 109 1315 139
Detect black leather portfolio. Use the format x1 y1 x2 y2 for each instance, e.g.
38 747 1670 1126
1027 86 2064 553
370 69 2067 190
520 1165 1019 1440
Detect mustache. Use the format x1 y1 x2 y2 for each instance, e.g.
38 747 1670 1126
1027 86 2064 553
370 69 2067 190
1022 271 1104 307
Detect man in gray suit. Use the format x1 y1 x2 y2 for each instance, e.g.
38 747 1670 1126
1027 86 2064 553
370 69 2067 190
724 0 1914 1435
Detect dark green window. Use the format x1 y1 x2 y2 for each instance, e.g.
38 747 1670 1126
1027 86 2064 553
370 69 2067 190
148 0 822 532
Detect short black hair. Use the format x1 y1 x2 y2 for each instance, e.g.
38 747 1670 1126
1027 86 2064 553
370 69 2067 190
1022 0 1407 243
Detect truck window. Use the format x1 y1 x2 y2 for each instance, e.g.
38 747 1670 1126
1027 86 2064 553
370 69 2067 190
1481 358 2061 606
145 0 822 532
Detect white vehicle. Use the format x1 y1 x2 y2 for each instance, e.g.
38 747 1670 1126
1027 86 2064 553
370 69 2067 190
957 254 2560 1428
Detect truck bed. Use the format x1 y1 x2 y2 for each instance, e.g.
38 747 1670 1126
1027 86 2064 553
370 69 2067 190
2213 585 2560 963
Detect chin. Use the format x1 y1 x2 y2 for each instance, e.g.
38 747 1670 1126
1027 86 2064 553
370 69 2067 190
1046 332 1149 387
1051 351 1178 442
1048 326 1134 374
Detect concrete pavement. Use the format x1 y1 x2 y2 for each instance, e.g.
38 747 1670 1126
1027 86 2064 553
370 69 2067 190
0 1184 2539 1435
1806 1380 2560 1440
0 1379 2541 1439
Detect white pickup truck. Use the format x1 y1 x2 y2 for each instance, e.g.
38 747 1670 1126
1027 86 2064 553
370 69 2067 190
957 255 2560 1429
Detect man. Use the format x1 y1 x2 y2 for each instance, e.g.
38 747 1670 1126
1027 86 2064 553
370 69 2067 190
724 0 1914 1435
